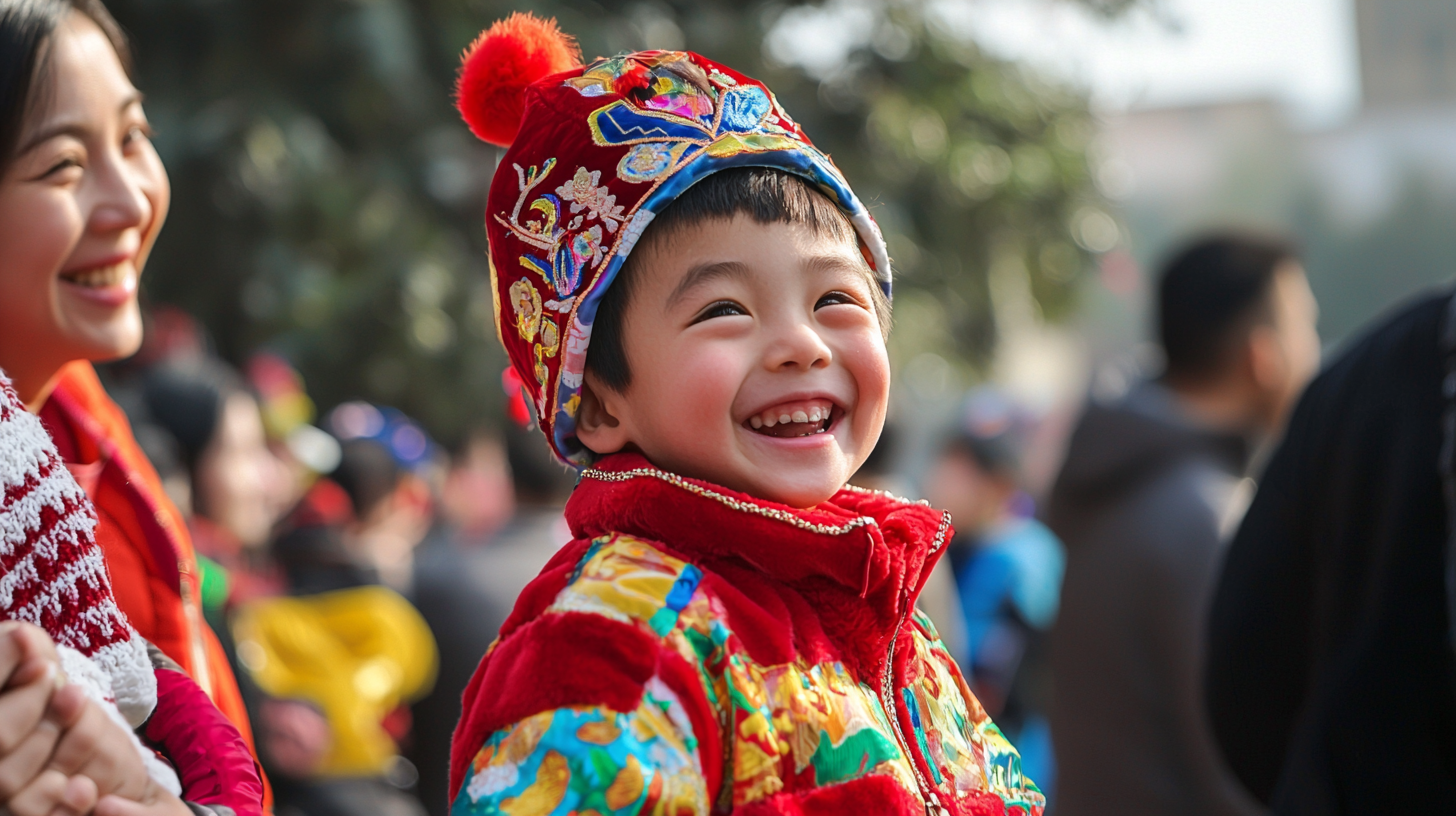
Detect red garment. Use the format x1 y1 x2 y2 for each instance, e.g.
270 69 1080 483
39 362 270 807
147 666 264 816
450 453 1045 815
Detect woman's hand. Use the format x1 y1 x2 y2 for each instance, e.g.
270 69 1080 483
0 621 98 816
93 786 193 816
40 680 150 800
0 622 187 816
5 677 191 816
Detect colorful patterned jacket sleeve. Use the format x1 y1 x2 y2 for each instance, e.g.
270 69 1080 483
451 683 709 815
451 535 720 815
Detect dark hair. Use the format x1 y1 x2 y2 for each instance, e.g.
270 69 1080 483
943 432 1020 479
332 439 402 521
1157 232 1300 382
0 0 130 173
141 359 245 471
504 423 574 504
586 167 891 392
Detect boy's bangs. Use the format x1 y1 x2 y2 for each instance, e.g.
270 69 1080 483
648 168 860 248
588 168 891 395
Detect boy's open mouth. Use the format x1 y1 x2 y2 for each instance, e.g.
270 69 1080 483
743 398 839 439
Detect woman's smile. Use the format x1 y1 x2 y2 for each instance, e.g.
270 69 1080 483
58 258 138 306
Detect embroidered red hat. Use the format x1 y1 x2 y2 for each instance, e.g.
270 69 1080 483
0 372 156 727
457 14 892 466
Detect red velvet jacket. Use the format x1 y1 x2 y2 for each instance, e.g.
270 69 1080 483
449 453 1045 815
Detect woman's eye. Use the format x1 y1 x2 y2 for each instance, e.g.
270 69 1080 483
40 157 81 179
692 300 748 323
122 124 154 149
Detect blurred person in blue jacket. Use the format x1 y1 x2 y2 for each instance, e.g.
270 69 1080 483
924 388 1065 794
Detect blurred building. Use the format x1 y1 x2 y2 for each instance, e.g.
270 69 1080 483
1094 1 1456 353
1357 0 1456 109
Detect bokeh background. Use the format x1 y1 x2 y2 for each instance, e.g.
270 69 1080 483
107 0 1450 487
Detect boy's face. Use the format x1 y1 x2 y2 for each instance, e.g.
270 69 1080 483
577 215 890 508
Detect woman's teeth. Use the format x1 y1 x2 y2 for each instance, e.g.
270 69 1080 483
745 400 835 437
62 264 128 288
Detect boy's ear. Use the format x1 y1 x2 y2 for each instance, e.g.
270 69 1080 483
575 373 631 456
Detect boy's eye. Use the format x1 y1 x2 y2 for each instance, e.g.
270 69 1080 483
815 290 862 310
691 300 748 323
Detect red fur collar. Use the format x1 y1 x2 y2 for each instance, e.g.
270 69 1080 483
567 453 954 671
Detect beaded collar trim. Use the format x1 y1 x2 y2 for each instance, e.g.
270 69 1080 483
579 466 878 537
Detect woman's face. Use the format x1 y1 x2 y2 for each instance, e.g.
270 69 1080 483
0 13 168 401
194 392 287 549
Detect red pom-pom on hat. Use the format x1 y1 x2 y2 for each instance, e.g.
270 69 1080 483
456 13 582 147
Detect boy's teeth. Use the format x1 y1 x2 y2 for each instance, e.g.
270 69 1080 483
745 399 837 436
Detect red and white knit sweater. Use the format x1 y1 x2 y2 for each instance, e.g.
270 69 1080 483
0 371 159 739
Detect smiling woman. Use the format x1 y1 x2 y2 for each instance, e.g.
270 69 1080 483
0 0 161 403
0 1 264 804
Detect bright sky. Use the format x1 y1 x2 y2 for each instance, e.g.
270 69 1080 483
938 0 1361 126
769 0 1362 127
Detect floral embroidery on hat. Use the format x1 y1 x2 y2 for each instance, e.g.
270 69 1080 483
555 168 625 231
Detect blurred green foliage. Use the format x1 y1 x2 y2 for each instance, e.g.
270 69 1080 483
109 0 1113 445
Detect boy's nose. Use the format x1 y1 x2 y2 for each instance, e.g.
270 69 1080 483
765 322 832 371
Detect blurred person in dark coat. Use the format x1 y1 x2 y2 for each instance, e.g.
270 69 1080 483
1046 234 1320 816
1206 288 1456 812
408 424 575 816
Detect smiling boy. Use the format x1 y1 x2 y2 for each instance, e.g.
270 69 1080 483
447 15 1044 816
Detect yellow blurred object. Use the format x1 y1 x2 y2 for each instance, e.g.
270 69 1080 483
232 586 438 777
261 391 316 440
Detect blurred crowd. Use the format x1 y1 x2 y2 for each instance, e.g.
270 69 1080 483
84 308 574 816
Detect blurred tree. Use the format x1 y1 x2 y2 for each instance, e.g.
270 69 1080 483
107 0 1117 444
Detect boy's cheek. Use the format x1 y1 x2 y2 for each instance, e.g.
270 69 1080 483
655 347 746 414
841 335 891 400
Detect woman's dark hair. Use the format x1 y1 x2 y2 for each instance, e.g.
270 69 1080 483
1157 231 1301 383
0 0 130 173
